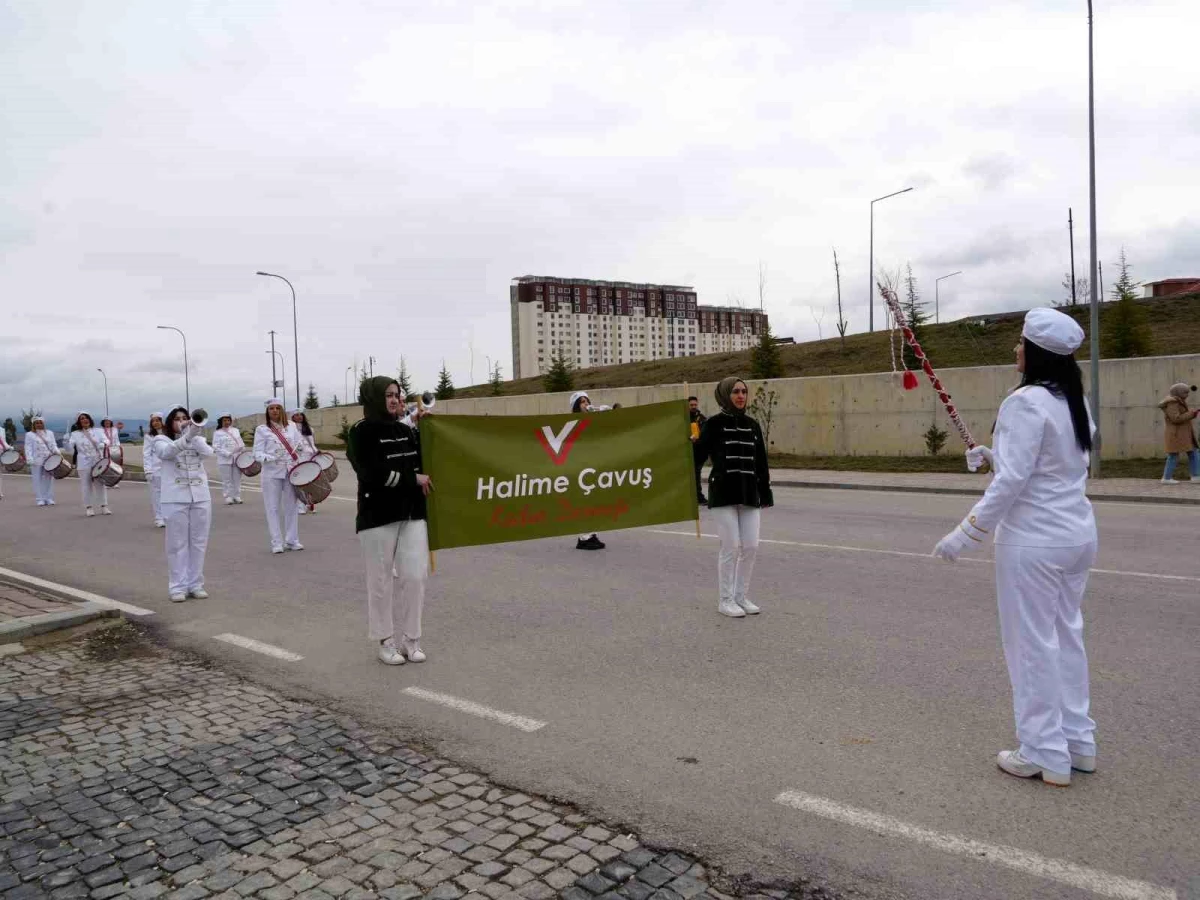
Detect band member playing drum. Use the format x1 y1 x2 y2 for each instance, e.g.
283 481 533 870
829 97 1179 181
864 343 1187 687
291 409 318 515
212 413 246 505
347 376 433 666
152 406 214 602
144 412 166 527
25 417 57 506
253 398 304 554
66 411 111 516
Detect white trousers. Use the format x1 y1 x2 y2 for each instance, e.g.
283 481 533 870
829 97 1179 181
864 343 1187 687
79 466 108 508
711 504 761 605
995 541 1098 775
217 463 242 501
262 476 299 549
149 474 163 522
360 519 428 643
163 501 211 594
31 467 54 503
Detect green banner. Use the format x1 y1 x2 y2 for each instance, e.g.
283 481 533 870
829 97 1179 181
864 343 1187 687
421 401 698 550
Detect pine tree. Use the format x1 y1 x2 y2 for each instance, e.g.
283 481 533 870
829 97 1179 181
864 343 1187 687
489 362 504 396
397 357 413 397
331 394 340 407
20 407 41 434
901 263 929 368
1110 247 1140 302
435 362 456 400
303 383 320 410
1103 295 1154 358
749 323 783 379
542 348 575 393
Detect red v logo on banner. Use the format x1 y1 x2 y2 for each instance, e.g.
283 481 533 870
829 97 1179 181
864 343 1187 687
535 419 589 466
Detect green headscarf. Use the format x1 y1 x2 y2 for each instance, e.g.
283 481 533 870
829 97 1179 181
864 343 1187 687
714 376 748 416
361 375 401 421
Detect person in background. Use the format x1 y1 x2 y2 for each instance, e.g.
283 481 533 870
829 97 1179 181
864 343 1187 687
212 413 246 505
66 411 111 516
933 308 1097 787
253 398 304 554
25 417 57 507
570 391 606 550
153 406 214 602
1158 383 1198 484
291 409 319 514
346 376 433 666
144 412 166 527
696 378 773 618
688 395 708 505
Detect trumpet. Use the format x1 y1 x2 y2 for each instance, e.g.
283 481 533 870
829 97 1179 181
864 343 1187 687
190 408 209 427
405 392 436 417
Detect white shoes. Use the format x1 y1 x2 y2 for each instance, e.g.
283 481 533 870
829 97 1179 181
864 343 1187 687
1161 478 1182 485
378 638 406 666
718 599 746 618
154 519 165 528
736 597 761 615
401 638 426 663
996 749 1070 786
285 542 304 551
100 506 112 515
36 500 45 507
224 498 234 505
188 588 209 599
271 545 285 554
169 592 186 603
47 500 55 506
1070 752 1096 773
85 508 95 517
233 497 244 504
298 507 308 515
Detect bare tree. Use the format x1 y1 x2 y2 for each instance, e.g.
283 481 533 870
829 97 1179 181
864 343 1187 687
833 248 848 349
811 305 826 341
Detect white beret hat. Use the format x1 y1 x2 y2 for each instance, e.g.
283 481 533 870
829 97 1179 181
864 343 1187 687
1022 307 1085 356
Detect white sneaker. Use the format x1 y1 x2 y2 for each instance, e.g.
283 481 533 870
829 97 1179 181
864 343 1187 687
47 500 55 506
233 497 243 504
85 508 95 517
272 545 285 554
188 589 209 599
298 507 308 515
996 749 1070 786
718 600 746 618
401 638 427 663
1161 478 1182 484
36 501 46 507
169 592 186 603
1070 752 1096 773
378 638 406 666
735 597 761 615
285 543 304 551
224 498 234 505
154 519 165 528
100 506 112 515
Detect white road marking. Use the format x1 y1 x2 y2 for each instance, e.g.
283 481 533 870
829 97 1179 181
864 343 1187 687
212 633 304 661
402 687 546 732
649 531 1200 584
3 471 354 502
0 567 155 616
774 790 1175 900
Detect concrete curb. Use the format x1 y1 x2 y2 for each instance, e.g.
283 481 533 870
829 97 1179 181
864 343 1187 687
772 478 1200 506
0 603 121 645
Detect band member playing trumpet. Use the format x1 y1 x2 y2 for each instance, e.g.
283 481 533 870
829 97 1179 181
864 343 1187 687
253 398 303 554
347 376 433 666
144 412 166 526
291 409 318 515
25 417 57 506
152 406 214 602
66 411 111 516
212 413 246 505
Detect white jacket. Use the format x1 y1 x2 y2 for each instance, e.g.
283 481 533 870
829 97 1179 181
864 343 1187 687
294 431 318 461
66 428 109 469
143 434 162 477
964 385 1096 547
152 433 214 504
253 422 303 479
25 430 57 466
212 427 246 465
101 426 123 458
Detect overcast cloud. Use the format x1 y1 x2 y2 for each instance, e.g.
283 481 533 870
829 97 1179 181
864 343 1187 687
2 0 1197 420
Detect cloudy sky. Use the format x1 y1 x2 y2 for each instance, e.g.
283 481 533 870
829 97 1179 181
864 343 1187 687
3 0 1197 420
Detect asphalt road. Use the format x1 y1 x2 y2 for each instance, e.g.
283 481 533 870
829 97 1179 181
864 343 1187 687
1 463 1196 900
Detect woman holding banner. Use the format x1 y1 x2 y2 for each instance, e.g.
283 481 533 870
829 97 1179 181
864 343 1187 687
346 376 433 666
570 391 607 550
696 377 773 618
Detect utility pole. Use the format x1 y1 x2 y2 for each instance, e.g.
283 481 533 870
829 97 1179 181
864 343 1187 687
1087 0 1101 477
269 330 278 397
369 356 376 378
1068 208 1077 306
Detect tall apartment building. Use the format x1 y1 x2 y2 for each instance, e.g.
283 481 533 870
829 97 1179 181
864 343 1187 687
510 275 768 379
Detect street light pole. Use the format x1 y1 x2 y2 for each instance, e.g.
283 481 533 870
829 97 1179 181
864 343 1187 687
1087 0 1101 477
156 325 189 409
267 351 285 403
97 368 109 418
345 366 353 407
268 330 278 397
934 271 963 324
868 187 914 332
256 271 300 409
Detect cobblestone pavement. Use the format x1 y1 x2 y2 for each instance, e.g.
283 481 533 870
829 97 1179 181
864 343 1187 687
0 631 832 900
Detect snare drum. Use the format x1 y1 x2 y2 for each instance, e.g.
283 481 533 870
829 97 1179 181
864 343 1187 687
91 457 124 488
1 448 25 473
235 449 261 477
315 452 339 483
43 454 72 479
288 460 331 507
108 444 124 464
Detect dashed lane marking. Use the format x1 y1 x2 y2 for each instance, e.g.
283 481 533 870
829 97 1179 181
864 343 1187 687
402 686 546 732
774 790 1176 900
212 632 304 661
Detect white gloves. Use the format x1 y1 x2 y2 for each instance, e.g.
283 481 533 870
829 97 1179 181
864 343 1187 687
966 445 994 473
933 516 989 562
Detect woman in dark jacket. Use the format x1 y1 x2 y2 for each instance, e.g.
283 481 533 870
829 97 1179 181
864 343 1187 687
696 377 773 618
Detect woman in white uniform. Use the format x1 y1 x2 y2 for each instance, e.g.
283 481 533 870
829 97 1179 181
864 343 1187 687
212 413 246 505
934 307 1097 787
152 406 214 601
569 391 608 550
65 411 111 516
144 412 166 527
253 398 304 554
24 417 57 506
290 409 319 515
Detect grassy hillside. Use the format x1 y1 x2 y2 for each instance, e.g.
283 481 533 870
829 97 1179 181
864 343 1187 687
459 293 1200 398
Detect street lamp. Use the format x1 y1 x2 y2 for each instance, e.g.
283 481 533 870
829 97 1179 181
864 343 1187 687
256 271 300 409
344 366 353 407
934 271 963 324
156 325 189 408
1086 0 1101 477
97 368 109 418
267 350 286 402
868 187 914 332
